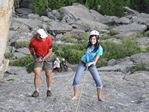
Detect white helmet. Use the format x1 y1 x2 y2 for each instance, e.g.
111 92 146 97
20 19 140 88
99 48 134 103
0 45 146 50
56 57 60 61
90 30 99 36
37 29 48 39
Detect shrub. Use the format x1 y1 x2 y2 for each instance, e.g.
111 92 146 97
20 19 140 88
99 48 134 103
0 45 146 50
60 33 88 43
96 57 107 67
109 30 119 36
100 0 125 17
53 44 85 64
145 45 149 52
122 38 141 56
63 49 84 64
102 38 141 61
4 52 13 59
144 31 149 37
15 41 29 48
10 55 33 66
10 55 34 73
32 0 47 16
130 62 148 73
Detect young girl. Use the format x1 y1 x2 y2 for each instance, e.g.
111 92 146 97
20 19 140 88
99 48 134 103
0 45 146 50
72 30 103 101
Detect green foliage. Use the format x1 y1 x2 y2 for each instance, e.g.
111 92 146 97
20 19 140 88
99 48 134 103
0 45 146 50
85 0 95 9
7 77 15 81
100 35 111 40
130 62 148 73
96 57 107 67
15 41 29 49
58 14 64 21
64 49 84 64
129 0 149 13
48 0 65 10
64 0 77 5
10 55 34 73
144 31 149 37
21 0 149 16
100 0 124 17
122 38 141 56
53 44 85 64
102 41 125 60
113 0 124 17
77 0 86 4
102 38 141 61
109 30 119 36
14 0 22 8
26 62 34 73
145 46 149 52
32 0 48 15
100 0 114 16
52 37 141 65
10 55 33 66
4 52 13 59
60 33 88 43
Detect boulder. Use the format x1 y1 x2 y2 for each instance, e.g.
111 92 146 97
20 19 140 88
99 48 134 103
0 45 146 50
112 23 147 33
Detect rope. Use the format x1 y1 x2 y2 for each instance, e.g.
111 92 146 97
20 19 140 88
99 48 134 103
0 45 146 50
75 69 87 112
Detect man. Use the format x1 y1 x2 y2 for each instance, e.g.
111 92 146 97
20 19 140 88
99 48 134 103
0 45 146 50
29 29 53 97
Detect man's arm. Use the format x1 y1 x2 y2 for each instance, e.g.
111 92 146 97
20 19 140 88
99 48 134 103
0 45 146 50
42 48 52 61
29 42 36 58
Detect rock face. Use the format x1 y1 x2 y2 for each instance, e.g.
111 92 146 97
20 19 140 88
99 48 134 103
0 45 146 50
0 0 13 80
1 3 149 111
0 67 149 112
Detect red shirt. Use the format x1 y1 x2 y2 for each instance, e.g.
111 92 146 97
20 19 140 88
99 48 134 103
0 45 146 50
29 36 52 57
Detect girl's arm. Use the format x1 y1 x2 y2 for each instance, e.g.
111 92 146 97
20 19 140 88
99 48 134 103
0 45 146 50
93 55 100 65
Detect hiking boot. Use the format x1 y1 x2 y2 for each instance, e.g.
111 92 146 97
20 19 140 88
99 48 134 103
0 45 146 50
32 90 39 97
47 90 52 97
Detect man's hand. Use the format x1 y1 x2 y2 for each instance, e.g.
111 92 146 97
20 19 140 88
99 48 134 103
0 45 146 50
87 62 94 67
35 58 43 62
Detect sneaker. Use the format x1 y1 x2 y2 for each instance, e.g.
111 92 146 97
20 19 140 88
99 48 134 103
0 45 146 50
47 90 52 97
32 90 39 97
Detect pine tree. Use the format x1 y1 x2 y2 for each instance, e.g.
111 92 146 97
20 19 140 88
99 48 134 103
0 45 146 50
100 0 114 16
113 0 124 17
32 0 48 15
64 0 77 6
48 0 65 9
85 0 94 9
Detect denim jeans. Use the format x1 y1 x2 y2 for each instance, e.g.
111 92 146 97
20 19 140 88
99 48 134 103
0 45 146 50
72 62 103 88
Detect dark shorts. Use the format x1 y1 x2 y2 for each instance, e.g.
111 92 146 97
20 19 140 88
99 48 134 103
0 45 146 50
34 58 53 70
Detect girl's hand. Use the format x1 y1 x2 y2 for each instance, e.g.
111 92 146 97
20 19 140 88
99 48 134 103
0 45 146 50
87 62 94 67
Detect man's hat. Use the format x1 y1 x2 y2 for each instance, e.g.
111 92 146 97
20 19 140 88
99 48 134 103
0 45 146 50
37 29 48 39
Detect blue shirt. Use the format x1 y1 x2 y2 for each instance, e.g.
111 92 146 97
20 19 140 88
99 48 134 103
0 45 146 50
81 45 103 63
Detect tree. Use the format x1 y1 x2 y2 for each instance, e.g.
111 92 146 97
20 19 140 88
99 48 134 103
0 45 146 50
48 0 65 9
85 0 94 9
100 0 114 16
113 0 124 17
32 0 48 15
64 0 77 5
129 0 149 13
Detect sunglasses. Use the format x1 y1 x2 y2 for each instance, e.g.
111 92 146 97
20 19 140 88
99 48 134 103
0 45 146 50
38 35 43 39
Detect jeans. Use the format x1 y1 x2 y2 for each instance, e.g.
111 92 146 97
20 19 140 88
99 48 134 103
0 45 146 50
72 62 103 88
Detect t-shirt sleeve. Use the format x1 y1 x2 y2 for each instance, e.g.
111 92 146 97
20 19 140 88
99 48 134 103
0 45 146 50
48 36 53 49
29 39 33 49
97 46 103 56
